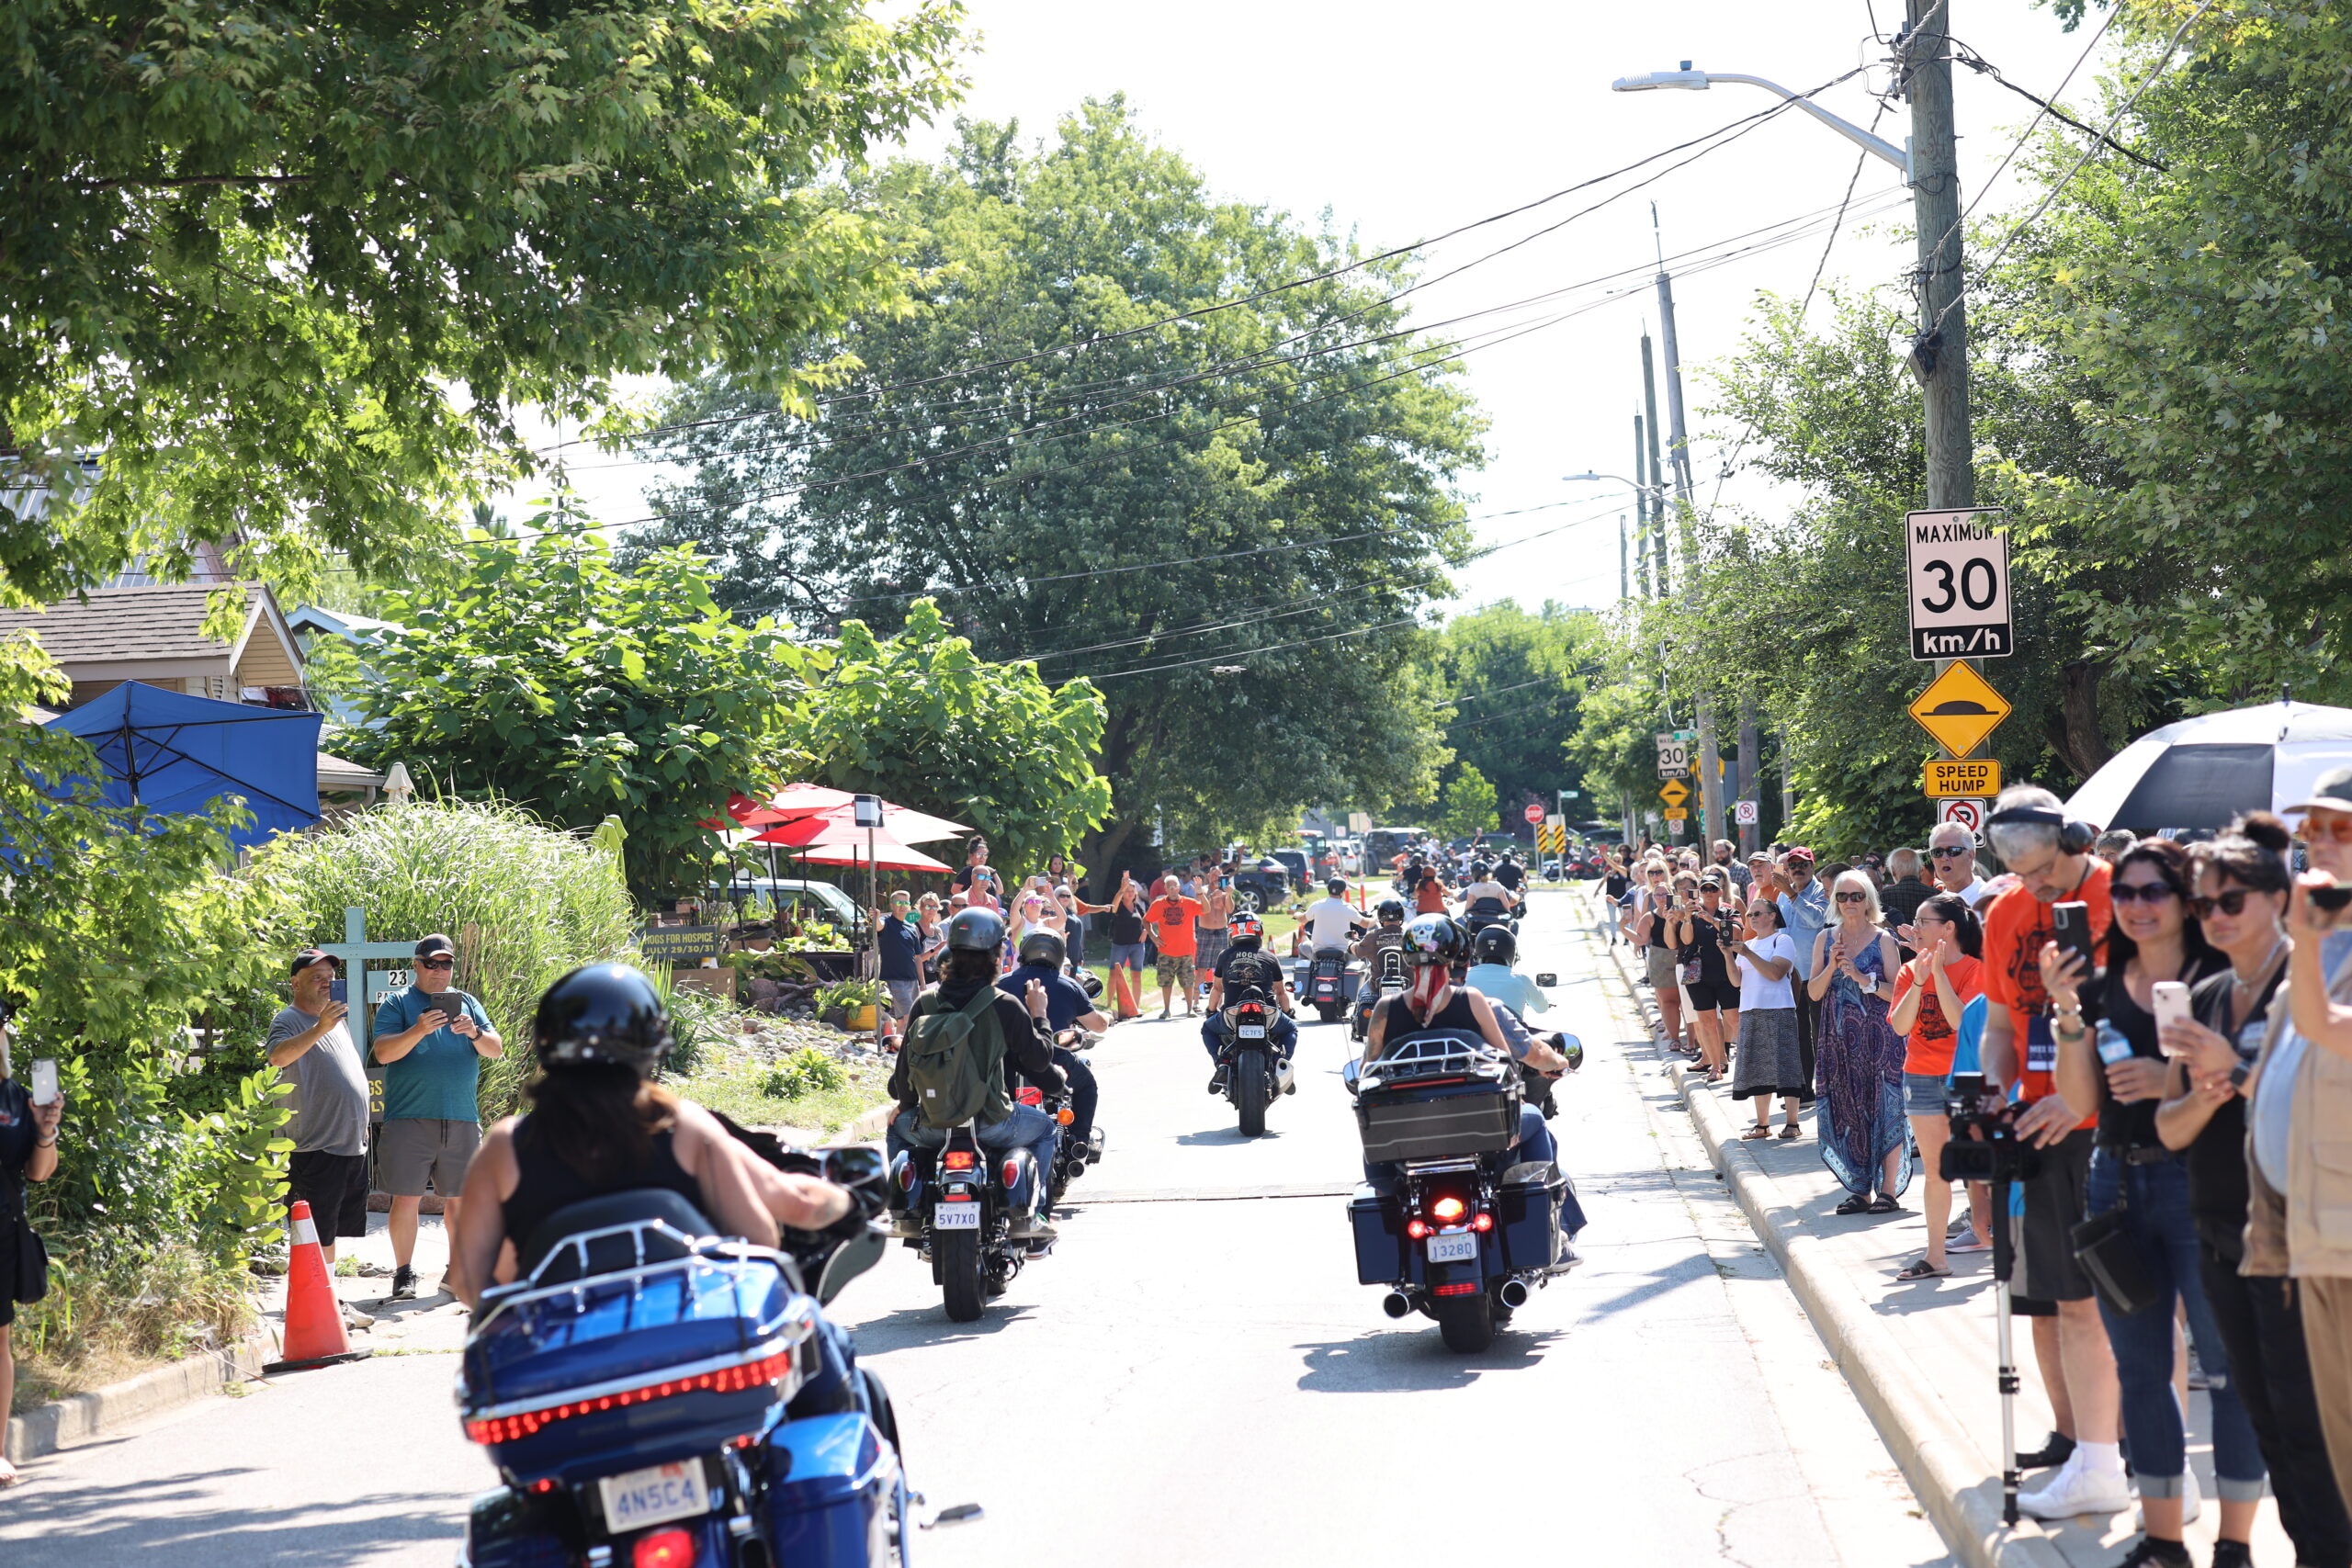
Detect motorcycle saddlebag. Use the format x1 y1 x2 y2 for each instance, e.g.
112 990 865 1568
1355 1079 1521 1165
1498 1161 1567 1271
1348 1183 1404 1285
764 1411 899 1560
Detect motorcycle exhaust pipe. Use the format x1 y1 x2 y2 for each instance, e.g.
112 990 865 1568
1381 1291 1412 1319
1498 1279 1531 1310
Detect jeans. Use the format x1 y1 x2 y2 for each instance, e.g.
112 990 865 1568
1050 1047 1097 1145
2199 1247 2352 1566
1202 1010 1297 1065
887 1105 1060 1216
2084 1151 2266 1499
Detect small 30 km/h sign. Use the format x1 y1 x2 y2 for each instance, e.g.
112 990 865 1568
1906 508 2012 661
1658 778 1690 808
1926 758 2003 799
1907 661 2012 758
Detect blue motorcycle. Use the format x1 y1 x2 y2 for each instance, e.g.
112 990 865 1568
456 1145 918 1568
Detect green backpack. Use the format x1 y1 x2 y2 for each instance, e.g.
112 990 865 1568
904 984 1006 1130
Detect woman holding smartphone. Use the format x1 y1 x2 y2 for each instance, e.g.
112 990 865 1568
2041 837 2254 1548
0 1011 63 1486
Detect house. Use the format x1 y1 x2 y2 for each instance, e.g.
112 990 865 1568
0 581 387 804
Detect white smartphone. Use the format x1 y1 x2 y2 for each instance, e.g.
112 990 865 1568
2153 980 2192 1054
30 1057 59 1105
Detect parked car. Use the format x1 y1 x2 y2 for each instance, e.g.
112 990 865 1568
708 876 863 930
1227 856 1299 914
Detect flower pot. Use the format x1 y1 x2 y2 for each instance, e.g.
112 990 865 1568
847 1003 878 1032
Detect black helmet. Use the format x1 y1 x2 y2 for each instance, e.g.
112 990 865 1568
535 964 673 1076
945 907 1006 953
1326 876 1346 897
1017 929 1066 969
1401 914 1468 967
1472 925 1518 967
1470 861 1491 879
1374 897 1406 923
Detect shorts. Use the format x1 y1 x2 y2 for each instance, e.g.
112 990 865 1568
1157 953 1196 989
287 1148 370 1240
1645 946 1679 988
1196 930 1229 970
2014 1125 2097 1303
1904 1071 1953 1118
1109 942 1148 972
1686 977 1740 1011
884 978 919 1021
377 1117 482 1199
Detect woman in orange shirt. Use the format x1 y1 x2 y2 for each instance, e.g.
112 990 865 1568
1888 892 1988 1279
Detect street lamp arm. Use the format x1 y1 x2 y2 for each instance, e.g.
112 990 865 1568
1563 469 1665 494
1611 66 1910 181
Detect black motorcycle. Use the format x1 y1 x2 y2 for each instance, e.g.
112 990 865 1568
1215 994 1295 1137
1303 945 1354 1023
1042 1031 1104 1203
1351 944 1409 1043
888 1119 1050 1323
1462 894 1519 939
1344 1032 1577 1353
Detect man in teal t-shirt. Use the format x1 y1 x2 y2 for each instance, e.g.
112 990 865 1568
371 933 503 1300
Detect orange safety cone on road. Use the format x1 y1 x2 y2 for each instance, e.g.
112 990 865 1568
266 1200 370 1373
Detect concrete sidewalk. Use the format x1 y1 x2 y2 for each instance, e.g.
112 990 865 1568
1575 891 2293 1568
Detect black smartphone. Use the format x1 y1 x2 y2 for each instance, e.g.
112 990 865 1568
2051 901 2097 978
2312 882 2352 913
431 990 471 1026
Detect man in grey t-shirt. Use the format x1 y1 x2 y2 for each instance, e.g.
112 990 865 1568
271 948 373 1264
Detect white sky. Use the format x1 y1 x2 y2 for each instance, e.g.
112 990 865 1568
513 0 2115 616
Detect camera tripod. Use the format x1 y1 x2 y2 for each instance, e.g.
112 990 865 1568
1989 1171 2022 1525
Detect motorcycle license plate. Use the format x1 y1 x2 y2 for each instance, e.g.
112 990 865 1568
598 1461 709 1532
933 1201 981 1231
1238 1024 1267 1039
1426 1231 1479 1265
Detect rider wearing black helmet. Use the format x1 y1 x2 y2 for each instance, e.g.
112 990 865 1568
1464 923 1552 1024
996 929 1105 1154
450 964 854 1306
885 908 1067 1238
1202 911 1298 1090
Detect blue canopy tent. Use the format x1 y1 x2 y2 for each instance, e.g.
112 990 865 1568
46 682 324 849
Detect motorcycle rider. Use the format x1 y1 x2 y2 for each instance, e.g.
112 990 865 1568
449 964 859 1307
1494 850 1528 905
996 929 1106 1155
1202 911 1298 1091
1457 861 1517 924
1351 898 1412 1033
885 908 1067 1240
1464 925 1551 1023
1300 876 1367 953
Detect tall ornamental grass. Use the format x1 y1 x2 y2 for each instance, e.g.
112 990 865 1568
254 798 639 1117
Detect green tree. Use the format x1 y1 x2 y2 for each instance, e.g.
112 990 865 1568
1427 601 1600 822
795 599 1113 873
339 527 809 897
1436 765 1498 842
625 100 1483 868
2 0 964 606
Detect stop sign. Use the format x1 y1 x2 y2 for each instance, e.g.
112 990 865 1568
1522 803 1544 825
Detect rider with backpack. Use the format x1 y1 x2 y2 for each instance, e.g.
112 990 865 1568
885 908 1067 1240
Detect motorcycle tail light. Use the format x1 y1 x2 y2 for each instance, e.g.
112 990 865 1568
1434 1280 1480 1297
942 1151 977 1171
465 1349 797 1445
1001 1158 1022 1190
1406 1218 1430 1241
633 1528 697 1568
1472 1213 1494 1233
1430 1196 1467 1223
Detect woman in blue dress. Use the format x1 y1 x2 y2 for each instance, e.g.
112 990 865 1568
1806 870 1913 1214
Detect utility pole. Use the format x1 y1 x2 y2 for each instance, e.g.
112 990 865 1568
1737 696 1760 856
1638 337 1669 592
1619 513 1630 601
1904 0 1973 513
1632 412 1656 596
1652 210 1723 852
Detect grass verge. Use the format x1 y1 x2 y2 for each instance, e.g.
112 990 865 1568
10 1240 256 1416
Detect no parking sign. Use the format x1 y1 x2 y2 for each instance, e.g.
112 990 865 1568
1938 798 1986 834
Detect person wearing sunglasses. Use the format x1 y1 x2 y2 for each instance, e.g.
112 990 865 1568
372 934 503 1301
1806 871 1910 1216
1927 821 1991 908
271 948 374 1283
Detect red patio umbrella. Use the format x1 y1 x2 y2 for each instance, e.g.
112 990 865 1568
747 800 969 848
791 837 953 874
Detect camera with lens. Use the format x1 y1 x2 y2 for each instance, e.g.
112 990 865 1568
1938 1070 2043 1185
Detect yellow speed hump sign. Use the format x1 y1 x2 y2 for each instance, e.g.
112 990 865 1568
1926 758 2002 798
1658 778 1690 808
1907 662 2012 758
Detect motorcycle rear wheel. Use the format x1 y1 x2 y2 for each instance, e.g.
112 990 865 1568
1316 1001 1343 1023
1235 1048 1269 1137
1434 1292 1497 1353
939 1229 985 1322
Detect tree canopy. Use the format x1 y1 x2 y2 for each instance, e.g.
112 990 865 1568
623 97 1484 870
1 0 964 606
1423 600 1599 826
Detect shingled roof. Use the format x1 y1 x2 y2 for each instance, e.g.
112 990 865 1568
0 582 302 687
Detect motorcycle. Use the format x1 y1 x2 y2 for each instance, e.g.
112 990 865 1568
1302 945 1355 1023
1351 944 1409 1043
1344 1031 1579 1354
1040 1030 1105 1203
1215 993 1295 1138
457 1145 916 1568
1462 894 1519 939
889 1117 1050 1324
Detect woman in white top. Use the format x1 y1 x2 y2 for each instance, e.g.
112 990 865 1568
1727 896 1804 1139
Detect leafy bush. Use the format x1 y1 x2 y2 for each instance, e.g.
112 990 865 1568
759 1047 847 1100
11 1237 254 1412
254 796 639 1119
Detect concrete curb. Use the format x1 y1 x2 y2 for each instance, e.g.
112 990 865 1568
845 1099 894 1142
6 1322 277 1466
1581 895 2066 1568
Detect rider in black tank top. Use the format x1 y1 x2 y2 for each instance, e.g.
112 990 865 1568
500 1113 707 1251
1378 987 1481 1043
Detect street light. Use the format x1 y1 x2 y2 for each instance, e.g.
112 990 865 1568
1563 470 1663 495
1611 62 1911 180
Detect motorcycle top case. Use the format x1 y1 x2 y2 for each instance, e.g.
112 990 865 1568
1354 1075 1521 1165
460 1248 817 1482
763 1411 899 1563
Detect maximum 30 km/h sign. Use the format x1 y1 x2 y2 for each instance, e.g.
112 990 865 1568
1906 508 2012 661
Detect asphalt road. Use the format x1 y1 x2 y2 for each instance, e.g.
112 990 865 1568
3 891 1952 1567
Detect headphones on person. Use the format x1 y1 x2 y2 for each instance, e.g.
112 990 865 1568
1984 805 2099 856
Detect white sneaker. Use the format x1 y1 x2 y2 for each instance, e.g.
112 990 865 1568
2137 1467 2201 1529
2018 1452 2133 1519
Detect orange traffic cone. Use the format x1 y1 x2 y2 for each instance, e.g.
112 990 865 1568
266 1200 369 1372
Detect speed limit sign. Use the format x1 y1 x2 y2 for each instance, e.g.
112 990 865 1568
1655 731 1692 778
1906 508 2012 661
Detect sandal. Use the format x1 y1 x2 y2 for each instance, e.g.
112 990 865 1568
1834 1194 1871 1216
1867 1195 1902 1215
1779 1123 1802 1140
1741 1123 1773 1140
1894 1258 1952 1280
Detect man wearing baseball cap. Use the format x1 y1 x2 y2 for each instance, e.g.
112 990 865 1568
371 935 502 1300
1770 849 1831 1091
270 949 371 1275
